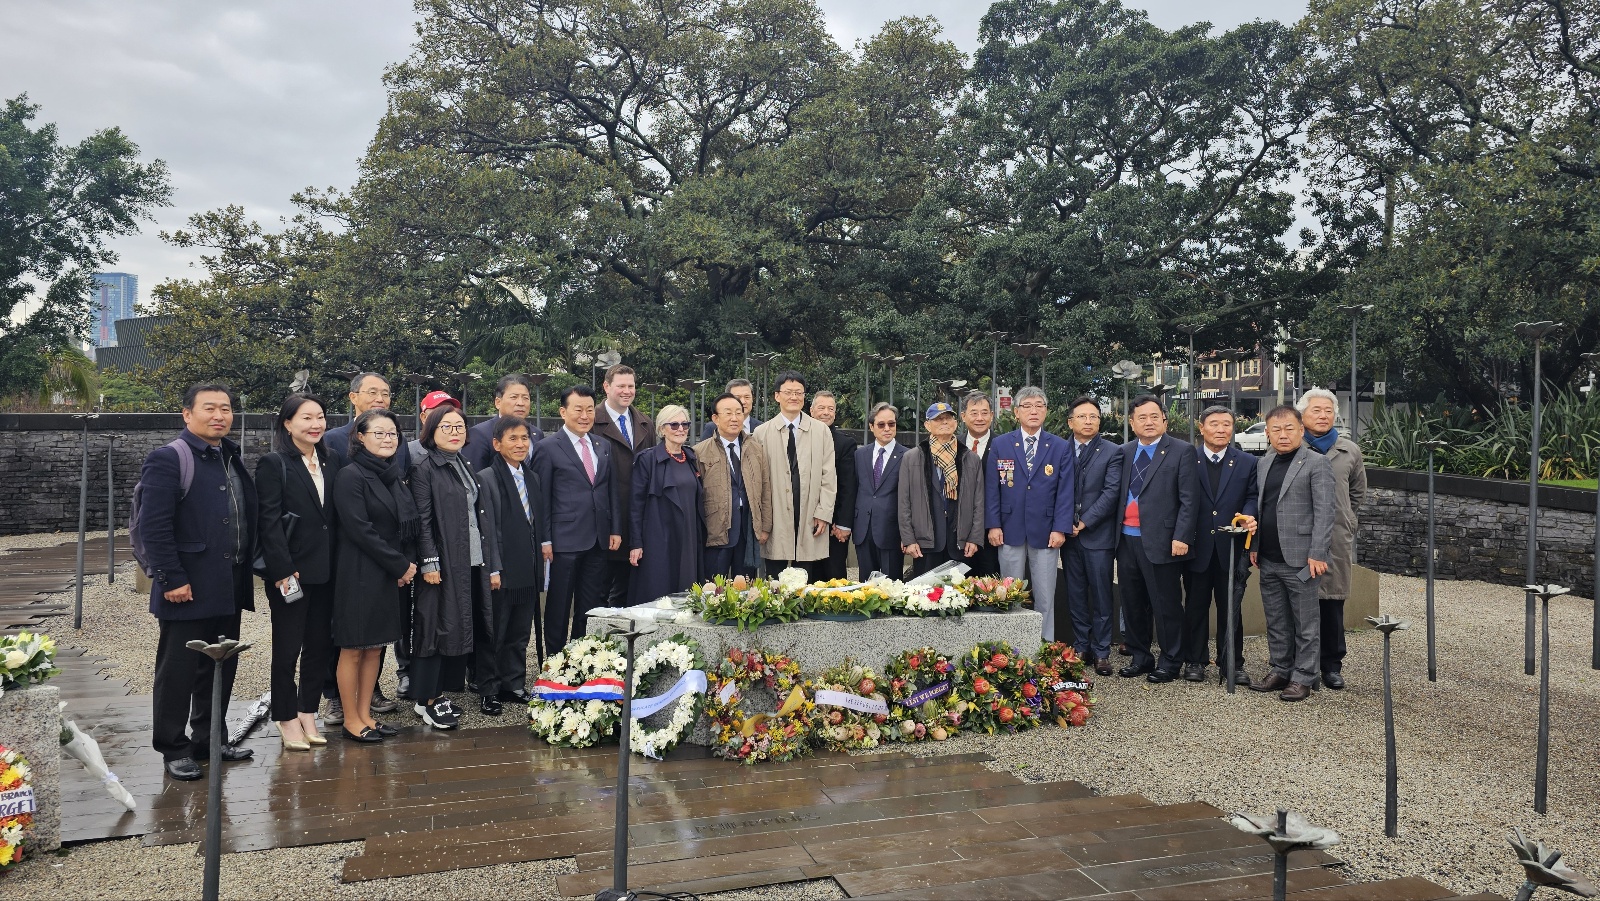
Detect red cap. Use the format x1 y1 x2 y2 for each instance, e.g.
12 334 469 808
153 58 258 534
421 390 461 411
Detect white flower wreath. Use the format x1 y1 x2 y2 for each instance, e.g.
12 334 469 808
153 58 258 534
629 635 705 760
528 635 627 748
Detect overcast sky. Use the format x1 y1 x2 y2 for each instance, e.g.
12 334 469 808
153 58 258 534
0 0 1302 310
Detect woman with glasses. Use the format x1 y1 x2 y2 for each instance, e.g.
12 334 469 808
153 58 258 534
331 409 419 743
627 404 704 605
410 404 499 728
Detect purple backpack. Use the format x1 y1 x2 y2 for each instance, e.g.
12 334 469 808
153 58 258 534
128 439 195 579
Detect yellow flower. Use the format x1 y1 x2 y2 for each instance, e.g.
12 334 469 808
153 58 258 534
0 767 19 786
0 844 13 865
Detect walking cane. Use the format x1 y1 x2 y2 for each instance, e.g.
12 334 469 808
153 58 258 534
1220 517 1253 694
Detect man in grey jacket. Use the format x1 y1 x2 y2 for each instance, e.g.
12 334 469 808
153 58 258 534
1249 405 1337 702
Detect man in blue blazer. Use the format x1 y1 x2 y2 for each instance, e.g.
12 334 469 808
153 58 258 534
1185 406 1260 686
465 374 544 472
1114 394 1200 683
852 402 908 580
136 382 257 781
1061 395 1124 676
532 385 623 648
985 386 1075 641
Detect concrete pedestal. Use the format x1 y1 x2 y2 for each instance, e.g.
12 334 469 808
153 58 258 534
0 684 61 853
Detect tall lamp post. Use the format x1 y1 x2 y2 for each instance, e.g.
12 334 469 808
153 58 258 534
1012 342 1037 387
859 352 881 443
526 373 550 433
188 637 252 901
105 433 120 583
447 371 482 412
694 353 716 433
1366 615 1411 837
1034 345 1056 394
1335 304 1373 439
1583 351 1600 671
732 331 758 384
676 379 699 433
1111 360 1141 442
906 353 929 440
1285 337 1320 401
1516 321 1563 677
752 352 777 420
1175 322 1205 445
404 374 431 423
640 382 664 422
984 331 1009 410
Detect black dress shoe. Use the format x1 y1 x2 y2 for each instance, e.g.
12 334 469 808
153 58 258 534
397 675 413 701
1116 643 1131 657
1221 670 1253 687
1251 673 1290 693
498 689 532 704
372 721 399 737
480 695 504 716
164 757 202 781
342 727 384 743
1146 669 1177 684
1322 671 1346 690
1181 664 1206 682
195 745 254 763
1117 664 1153 678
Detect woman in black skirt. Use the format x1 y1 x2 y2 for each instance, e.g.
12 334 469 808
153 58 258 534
256 393 340 750
331 409 418 743
410 405 498 729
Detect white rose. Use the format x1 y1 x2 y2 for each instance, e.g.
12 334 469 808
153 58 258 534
3 650 27 669
777 567 808 592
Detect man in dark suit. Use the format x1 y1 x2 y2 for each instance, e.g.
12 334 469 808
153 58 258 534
324 372 410 473
477 416 547 708
136 382 257 781
810 390 858 580
984 386 1075 642
593 364 653 606
532 385 623 648
1061 395 1123 676
960 392 1001 577
1114 394 1199 683
464 374 544 472
1184 405 1259 686
852 402 907 580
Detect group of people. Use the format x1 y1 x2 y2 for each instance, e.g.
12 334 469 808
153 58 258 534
136 365 1364 781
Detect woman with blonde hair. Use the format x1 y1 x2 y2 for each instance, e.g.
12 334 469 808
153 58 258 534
627 403 704 604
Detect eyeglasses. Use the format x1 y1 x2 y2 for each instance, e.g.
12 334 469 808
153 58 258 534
359 389 391 398
662 421 691 430
873 420 897 429
776 389 805 398
1016 402 1047 411
364 431 399 440
437 424 467 433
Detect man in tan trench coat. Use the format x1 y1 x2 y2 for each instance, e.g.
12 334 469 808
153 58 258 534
753 371 837 580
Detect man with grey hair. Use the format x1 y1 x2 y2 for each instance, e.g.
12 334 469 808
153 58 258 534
1295 387 1366 689
702 378 758 439
985 386 1075 641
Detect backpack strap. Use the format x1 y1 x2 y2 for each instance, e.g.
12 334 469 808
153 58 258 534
169 439 195 499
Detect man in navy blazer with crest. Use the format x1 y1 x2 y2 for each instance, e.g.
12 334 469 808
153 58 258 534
1184 405 1259 686
532 385 622 647
1060 395 1124 675
984 386 1075 641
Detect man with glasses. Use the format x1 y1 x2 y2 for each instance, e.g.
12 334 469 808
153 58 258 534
1061 396 1124 676
984 386 1075 642
465 374 545 472
752 371 836 580
809 390 858 580
852 402 908 580
1113 395 1200 684
960 392 1001 577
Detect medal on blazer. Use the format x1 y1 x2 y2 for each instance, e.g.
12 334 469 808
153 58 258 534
1044 464 1053 476
998 458 1015 488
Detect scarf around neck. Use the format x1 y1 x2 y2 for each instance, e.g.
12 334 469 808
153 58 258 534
1306 427 1339 455
930 437 959 500
353 444 420 542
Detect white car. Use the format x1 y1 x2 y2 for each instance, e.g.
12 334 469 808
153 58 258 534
1233 421 1268 454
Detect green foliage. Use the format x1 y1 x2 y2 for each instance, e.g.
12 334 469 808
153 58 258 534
97 368 163 412
1361 389 1600 481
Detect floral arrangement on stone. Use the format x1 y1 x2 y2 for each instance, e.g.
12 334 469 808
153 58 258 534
688 575 803 632
964 576 1031 611
956 640 1048 734
0 745 33 869
629 634 706 760
528 635 627 748
1035 642 1096 728
801 579 896 619
0 632 59 699
893 581 970 617
883 648 962 741
704 648 814 764
810 660 890 750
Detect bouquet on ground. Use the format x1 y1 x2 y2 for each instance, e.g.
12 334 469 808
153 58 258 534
884 648 963 741
527 635 627 747
801 578 896 618
810 660 890 750
0 632 59 699
0 745 32 868
704 648 815 764
688 574 803 631
893 577 970 617
956 640 1048 734
964 576 1031 611
1036 642 1096 728
629 634 707 760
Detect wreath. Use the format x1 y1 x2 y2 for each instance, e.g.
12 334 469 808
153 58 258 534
528 635 627 748
956 641 1047 734
1036 642 1096 728
0 745 34 869
894 583 970 617
810 660 889 750
884 648 963 741
688 575 803 631
704 648 815 764
801 580 895 618
629 634 706 760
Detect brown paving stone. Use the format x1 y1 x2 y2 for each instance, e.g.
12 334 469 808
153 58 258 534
649 866 816 896
821 769 1021 804
573 831 801 872
1082 846 1340 896
979 793 1157 824
1133 865 1349 900
558 844 817 896
1284 877 1459 900
1051 826 1265 867
342 827 613 882
850 868 1105 900
802 819 1034 864
835 847 1083 897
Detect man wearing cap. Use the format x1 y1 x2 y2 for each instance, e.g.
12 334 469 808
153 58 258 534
1061 395 1123 677
465 374 545 472
899 402 984 577
1184 405 1258 686
985 386 1075 642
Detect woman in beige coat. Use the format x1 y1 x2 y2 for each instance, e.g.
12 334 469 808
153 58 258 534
1297 387 1367 689
752 372 837 579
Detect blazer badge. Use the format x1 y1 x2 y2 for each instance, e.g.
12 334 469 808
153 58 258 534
1043 464 1053 476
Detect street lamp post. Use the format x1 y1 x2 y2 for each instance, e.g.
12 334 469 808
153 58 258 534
1176 322 1205 445
1012 342 1037 387
639 382 664 422
694 353 716 435
1034 345 1055 395
105 434 120 582
1583 351 1600 671
1285 337 1320 401
1111 360 1141 442
906 353 929 441
984 331 1009 411
526 373 550 433
752 353 777 420
733 331 758 385
1335 305 1373 439
859 352 880 443
1516 321 1563 677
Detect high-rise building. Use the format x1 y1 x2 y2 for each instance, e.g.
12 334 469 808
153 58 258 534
88 272 138 347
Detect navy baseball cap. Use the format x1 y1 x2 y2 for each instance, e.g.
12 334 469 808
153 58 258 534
924 402 956 420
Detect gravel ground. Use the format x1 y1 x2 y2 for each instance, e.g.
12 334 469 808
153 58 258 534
6 534 1597 898
0 528 125 552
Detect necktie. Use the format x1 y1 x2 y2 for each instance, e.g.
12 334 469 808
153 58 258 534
513 467 531 520
1129 447 1152 498
727 441 744 507
1024 435 1037 471
970 437 979 455
579 435 596 484
618 412 630 447
874 446 886 489
1076 442 1086 469
787 424 801 535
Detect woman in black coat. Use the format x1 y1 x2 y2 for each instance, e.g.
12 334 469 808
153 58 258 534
256 393 341 750
411 405 499 729
627 404 704 605
332 409 418 743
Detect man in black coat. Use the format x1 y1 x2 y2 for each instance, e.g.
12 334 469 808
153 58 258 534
533 385 623 647
1185 405 1260 686
324 372 411 472
136 382 257 781
477 416 547 712
960 392 1001 577
465 374 545 472
810 391 858 580
1113 395 1200 684
592 365 653 606
1060 396 1124 677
